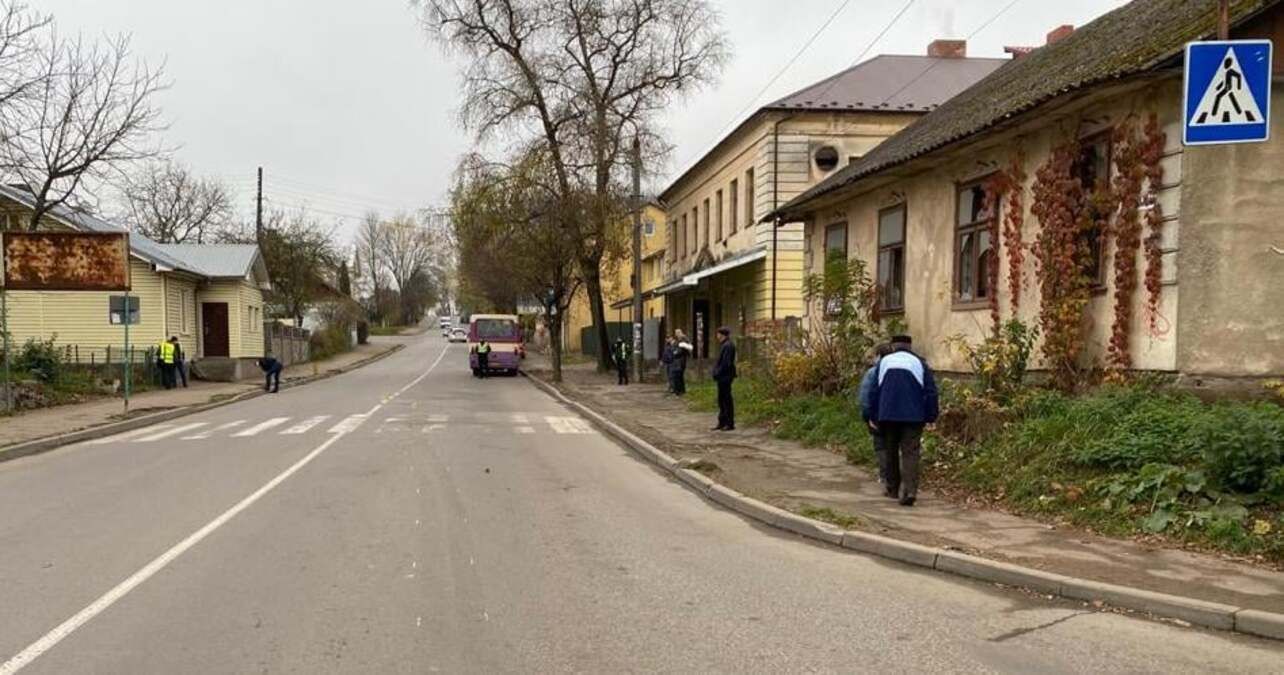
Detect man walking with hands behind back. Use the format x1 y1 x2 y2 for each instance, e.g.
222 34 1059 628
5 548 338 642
711 326 737 431
864 334 938 507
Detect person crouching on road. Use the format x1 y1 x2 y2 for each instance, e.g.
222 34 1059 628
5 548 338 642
612 337 631 385
711 326 737 431
671 330 692 396
475 339 492 378
257 356 284 393
859 343 895 492
863 334 938 507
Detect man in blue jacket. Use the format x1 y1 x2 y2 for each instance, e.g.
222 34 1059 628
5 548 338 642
862 334 938 507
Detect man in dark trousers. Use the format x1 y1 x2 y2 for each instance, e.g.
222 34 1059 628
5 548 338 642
858 343 894 488
475 339 491 378
660 336 676 393
169 336 188 388
157 339 176 389
863 334 938 507
711 326 737 431
671 330 692 396
257 356 284 393
612 337 631 385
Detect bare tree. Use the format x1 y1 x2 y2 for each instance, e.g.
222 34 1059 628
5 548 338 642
4 28 166 229
116 160 231 243
355 211 390 321
419 0 726 370
379 212 442 325
0 2 49 117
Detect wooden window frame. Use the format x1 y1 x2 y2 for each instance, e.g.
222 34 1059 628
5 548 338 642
824 222 848 258
702 198 710 248
876 204 907 315
952 177 999 310
745 168 755 228
715 189 724 242
729 179 739 234
1076 131 1112 291
691 207 698 253
680 214 687 258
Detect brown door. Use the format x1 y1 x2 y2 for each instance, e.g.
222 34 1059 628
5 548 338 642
202 303 230 357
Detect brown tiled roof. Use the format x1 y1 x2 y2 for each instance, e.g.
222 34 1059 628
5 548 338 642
770 0 1280 220
764 54 1007 114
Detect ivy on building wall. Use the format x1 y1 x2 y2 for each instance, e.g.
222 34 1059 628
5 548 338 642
1108 117 1145 371
1140 113 1167 334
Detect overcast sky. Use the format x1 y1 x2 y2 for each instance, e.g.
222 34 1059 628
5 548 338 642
37 0 1132 245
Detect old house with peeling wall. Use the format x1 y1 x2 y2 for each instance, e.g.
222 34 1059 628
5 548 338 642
657 43 1006 359
773 0 1284 382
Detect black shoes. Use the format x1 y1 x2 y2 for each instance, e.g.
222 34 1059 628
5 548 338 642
899 496 916 507
884 486 899 500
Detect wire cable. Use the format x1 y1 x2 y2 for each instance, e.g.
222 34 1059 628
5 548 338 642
806 0 917 106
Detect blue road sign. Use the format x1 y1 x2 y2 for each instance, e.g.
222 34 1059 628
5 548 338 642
1183 40 1272 146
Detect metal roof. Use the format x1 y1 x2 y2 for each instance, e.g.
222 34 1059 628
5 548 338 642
155 244 261 279
660 54 1005 202
770 0 1281 221
764 54 1008 114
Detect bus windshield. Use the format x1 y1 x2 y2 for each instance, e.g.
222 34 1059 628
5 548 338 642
472 318 520 342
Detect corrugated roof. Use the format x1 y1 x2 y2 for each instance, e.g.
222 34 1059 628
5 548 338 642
0 183 197 273
155 244 260 279
765 54 1008 113
660 53 1005 202
771 0 1280 220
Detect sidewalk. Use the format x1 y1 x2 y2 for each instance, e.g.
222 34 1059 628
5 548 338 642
524 353 1284 618
0 339 403 450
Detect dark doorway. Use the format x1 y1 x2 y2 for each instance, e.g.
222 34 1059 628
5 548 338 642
692 298 710 360
202 302 230 357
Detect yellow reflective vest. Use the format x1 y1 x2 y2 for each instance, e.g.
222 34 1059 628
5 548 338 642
159 341 176 365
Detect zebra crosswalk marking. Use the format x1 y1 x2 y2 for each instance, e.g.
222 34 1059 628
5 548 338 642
85 424 174 445
282 416 331 435
545 416 593 434
515 426 535 434
232 417 291 437
183 420 246 440
328 414 369 435
135 423 208 443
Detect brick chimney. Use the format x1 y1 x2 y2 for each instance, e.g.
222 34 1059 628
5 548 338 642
927 39 967 59
1046 25 1075 45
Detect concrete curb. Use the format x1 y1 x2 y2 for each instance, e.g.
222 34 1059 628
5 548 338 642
0 343 405 465
521 370 1284 641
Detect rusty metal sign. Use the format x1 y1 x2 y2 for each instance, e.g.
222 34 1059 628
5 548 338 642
1 231 131 291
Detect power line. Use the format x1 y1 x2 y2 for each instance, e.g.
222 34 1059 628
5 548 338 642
807 0 917 105
262 183 423 215
874 0 1026 108
671 0 856 176
266 173 425 209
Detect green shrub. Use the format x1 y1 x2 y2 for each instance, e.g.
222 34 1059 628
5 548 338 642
309 324 352 360
16 336 62 383
1197 403 1284 494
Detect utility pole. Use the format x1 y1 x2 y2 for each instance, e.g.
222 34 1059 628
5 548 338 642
1217 0 1230 40
631 135 644 383
255 166 264 246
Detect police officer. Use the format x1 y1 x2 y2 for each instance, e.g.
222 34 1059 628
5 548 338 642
157 339 177 389
476 339 492 378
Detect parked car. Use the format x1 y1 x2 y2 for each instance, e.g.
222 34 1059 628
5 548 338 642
439 316 452 328
448 328 468 343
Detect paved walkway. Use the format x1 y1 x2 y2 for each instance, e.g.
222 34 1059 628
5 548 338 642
0 339 402 449
524 353 1284 616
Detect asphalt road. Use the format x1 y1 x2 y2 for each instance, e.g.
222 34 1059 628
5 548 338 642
1 334 1281 673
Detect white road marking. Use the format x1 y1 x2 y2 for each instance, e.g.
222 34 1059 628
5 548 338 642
281 416 330 435
232 417 290 437
183 420 245 440
515 426 535 434
511 413 529 424
416 617 422 628
421 424 445 434
0 341 453 675
84 425 173 445
328 414 369 435
427 414 448 423
546 416 593 434
134 423 207 443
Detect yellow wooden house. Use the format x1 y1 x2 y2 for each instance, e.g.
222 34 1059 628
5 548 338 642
0 185 271 380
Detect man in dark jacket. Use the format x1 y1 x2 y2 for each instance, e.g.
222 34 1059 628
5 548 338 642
612 337 631 385
858 343 894 488
711 326 737 431
257 356 284 393
671 330 692 396
169 337 188 388
862 334 938 507
660 337 676 393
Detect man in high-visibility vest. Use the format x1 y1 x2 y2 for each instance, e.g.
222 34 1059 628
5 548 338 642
157 339 177 389
475 339 492 379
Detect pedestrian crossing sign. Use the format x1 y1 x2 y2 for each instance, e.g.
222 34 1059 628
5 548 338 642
1183 40 1272 146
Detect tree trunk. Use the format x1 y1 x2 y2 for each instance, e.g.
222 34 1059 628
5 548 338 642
547 309 564 383
580 259 611 372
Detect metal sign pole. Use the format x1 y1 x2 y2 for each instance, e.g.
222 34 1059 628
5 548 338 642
123 289 130 413
631 135 644 383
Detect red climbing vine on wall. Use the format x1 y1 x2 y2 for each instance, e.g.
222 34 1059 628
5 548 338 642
1001 150 1027 315
1108 117 1144 371
1141 113 1167 333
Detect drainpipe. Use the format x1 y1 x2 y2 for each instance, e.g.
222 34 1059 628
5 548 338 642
771 115 794 321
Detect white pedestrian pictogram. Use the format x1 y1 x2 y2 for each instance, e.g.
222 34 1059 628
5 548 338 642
1190 48 1264 126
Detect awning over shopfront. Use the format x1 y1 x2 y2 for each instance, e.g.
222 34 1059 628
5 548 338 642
653 246 768 296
